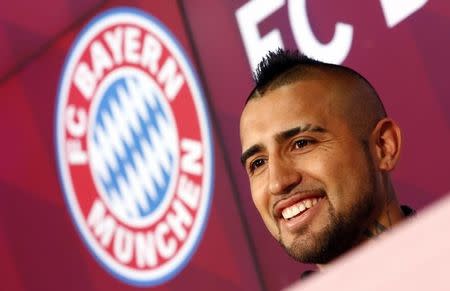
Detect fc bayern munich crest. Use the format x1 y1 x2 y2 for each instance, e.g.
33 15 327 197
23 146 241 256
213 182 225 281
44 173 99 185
55 8 214 286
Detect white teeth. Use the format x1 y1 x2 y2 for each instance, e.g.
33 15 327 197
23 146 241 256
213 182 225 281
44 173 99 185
298 203 306 213
305 200 312 208
281 197 321 220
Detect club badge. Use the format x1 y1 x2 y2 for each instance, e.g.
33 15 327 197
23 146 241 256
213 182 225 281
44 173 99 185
55 7 214 286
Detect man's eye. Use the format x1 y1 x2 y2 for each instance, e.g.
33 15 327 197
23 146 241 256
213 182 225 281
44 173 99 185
249 159 265 172
294 139 314 149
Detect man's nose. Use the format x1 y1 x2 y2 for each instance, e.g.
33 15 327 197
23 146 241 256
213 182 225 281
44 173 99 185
268 156 301 195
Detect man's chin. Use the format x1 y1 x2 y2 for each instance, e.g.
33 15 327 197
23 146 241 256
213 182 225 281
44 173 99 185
282 243 337 264
278 224 351 264
279 234 330 264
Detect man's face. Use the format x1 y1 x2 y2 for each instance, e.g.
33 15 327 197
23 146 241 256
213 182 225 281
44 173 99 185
239 78 381 264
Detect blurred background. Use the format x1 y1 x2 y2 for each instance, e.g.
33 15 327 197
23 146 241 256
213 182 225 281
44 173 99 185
1 1 449 290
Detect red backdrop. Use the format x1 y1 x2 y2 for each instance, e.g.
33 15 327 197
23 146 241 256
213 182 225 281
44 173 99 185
1 1 449 290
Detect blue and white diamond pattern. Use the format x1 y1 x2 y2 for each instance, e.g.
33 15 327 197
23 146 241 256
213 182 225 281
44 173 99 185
89 72 178 226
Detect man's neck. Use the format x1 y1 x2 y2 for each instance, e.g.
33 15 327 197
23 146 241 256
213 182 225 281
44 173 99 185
315 199 406 271
363 199 405 238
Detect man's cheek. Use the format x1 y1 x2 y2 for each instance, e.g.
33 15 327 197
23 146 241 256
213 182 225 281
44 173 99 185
255 202 278 237
250 183 267 208
264 216 280 239
255 200 269 223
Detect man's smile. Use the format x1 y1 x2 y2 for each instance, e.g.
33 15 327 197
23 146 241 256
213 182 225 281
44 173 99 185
281 197 322 220
273 190 326 231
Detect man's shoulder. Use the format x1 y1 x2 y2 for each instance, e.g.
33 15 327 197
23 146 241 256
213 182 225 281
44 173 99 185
401 205 416 217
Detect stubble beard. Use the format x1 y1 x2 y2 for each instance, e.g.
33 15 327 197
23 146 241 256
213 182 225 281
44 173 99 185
278 141 379 264
278 193 375 264
273 139 382 264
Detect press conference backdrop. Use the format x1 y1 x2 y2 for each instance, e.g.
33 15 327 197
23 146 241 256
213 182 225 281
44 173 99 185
1 1 449 291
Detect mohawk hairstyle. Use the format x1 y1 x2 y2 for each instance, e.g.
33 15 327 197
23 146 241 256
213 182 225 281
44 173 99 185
246 48 326 104
246 48 386 119
253 48 321 90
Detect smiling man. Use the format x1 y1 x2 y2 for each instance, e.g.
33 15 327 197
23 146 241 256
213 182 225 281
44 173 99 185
239 49 414 269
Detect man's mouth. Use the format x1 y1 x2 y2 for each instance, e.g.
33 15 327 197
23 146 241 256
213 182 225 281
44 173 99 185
281 197 323 220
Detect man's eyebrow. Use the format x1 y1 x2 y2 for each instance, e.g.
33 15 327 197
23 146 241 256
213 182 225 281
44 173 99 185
275 124 327 143
240 124 326 166
240 144 263 166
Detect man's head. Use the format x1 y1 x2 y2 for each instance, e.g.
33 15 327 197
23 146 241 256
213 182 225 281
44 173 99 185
239 49 402 264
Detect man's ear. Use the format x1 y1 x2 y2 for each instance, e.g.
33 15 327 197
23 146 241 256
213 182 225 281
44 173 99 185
371 118 402 171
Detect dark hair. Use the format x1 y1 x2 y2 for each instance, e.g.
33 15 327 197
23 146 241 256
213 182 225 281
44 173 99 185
246 48 385 117
253 49 321 91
